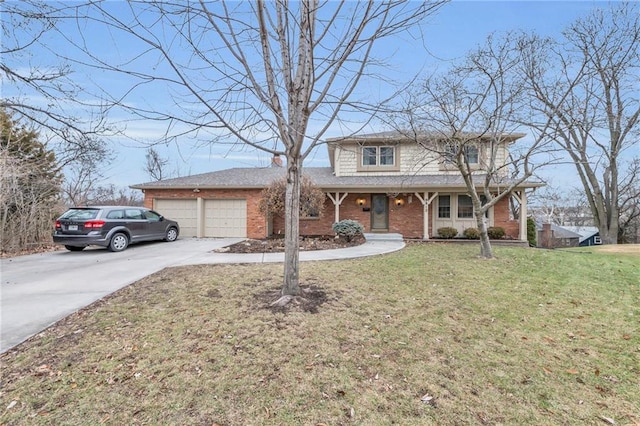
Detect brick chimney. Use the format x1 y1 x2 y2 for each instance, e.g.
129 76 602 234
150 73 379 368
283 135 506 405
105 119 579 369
541 223 554 249
271 155 283 167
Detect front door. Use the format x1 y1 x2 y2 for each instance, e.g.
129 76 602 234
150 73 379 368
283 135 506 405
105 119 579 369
371 194 388 231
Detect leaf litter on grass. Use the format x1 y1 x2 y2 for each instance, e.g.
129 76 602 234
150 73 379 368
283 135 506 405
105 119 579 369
1 244 639 425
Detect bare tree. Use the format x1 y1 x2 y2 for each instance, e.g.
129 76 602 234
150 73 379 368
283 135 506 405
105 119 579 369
520 3 640 244
0 110 62 253
65 0 446 301
618 159 640 243
2 0 114 231
61 160 112 207
145 147 170 181
90 184 143 206
394 33 554 258
1 1 113 167
528 184 592 226
259 175 326 219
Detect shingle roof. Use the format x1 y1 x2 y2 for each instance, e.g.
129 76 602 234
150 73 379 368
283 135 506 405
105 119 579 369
131 167 543 191
562 226 600 243
325 130 527 143
536 222 582 239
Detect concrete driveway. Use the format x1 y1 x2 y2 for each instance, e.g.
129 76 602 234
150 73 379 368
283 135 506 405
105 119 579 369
0 238 243 353
1 235 405 353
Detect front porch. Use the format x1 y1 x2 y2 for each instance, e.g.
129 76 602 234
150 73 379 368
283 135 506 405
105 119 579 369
323 190 528 242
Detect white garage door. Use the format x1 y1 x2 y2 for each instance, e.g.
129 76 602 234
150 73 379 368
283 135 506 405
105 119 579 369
154 199 198 237
204 199 247 238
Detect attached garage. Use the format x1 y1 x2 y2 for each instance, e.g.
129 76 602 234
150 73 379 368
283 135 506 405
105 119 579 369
153 197 247 238
132 170 287 239
154 199 198 237
204 199 247 237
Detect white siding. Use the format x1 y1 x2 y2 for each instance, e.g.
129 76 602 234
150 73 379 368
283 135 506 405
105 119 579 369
432 193 494 236
334 141 512 177
334 143 441 176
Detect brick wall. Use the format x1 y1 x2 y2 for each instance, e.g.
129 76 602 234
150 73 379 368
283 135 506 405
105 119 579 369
271 193 423 238
389 197 424 238
493 196 519 239
270 198 337 236
144 188 520 240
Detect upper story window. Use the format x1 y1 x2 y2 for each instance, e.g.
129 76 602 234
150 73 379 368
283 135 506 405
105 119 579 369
443 143 479 166
358 145 400 171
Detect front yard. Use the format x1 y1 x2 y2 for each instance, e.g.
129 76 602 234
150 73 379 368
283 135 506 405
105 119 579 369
1 244 638 425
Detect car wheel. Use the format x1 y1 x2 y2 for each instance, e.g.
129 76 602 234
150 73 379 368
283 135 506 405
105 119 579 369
65 245 85 252
108 233 129 252
164 227 178 242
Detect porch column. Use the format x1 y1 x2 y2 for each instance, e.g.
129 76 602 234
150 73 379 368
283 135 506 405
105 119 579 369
519 190 527 242
512 190 528 242
326 192 349 223
414 191 438 240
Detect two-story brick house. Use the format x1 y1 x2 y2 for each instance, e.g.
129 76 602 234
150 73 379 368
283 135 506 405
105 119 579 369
131 131 541 241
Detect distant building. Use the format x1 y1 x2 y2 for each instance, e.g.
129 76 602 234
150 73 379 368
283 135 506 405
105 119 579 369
562 226 602 246
537 223 601 248
537 223 580 248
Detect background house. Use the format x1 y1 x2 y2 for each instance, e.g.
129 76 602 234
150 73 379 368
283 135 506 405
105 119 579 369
536 223 601 248
131 132 542 241
536 223 581 248
562 226 602 246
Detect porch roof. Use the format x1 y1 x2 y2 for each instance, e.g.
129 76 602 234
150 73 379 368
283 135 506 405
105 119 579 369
131 167 544 192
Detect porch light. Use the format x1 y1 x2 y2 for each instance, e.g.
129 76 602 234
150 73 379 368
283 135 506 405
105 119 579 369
394 198 405 207
356 197 367 206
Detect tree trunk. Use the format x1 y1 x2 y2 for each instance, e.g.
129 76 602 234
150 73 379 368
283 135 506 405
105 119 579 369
598 217 619 245
475 210 493 259
282 156 302 296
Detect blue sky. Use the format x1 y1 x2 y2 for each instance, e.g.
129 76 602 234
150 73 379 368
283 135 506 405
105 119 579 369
6 1 611 188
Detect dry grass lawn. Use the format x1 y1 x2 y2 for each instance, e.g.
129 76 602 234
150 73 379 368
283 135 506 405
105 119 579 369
1 243 639 425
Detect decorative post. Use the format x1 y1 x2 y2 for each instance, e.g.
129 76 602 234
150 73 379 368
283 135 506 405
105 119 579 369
415 191 438 240
519 190 528 242
327 192 348 223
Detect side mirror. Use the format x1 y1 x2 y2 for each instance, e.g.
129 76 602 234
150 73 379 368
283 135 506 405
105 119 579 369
159 216 165 221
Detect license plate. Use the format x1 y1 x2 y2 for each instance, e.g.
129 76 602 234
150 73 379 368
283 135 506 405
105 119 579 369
68 225 78 231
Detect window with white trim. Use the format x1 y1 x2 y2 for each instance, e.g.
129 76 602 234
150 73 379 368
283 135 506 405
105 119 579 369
438 195 451 218
443 143 479 165
457 195 474 218
360 145 397 169
456 194 489 218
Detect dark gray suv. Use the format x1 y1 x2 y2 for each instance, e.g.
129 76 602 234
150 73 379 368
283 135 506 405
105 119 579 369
53 206 180 252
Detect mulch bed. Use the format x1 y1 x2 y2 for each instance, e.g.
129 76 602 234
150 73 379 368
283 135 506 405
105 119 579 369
219 234 366 253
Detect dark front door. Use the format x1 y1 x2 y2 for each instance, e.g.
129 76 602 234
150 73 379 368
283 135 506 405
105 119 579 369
371 194 388 230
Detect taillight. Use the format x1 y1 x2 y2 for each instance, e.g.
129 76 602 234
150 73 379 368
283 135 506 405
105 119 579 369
84 220 105 229
55 220 61 229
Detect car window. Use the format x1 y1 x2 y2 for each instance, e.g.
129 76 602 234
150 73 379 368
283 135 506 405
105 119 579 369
125 209 144 220
144 210 161 222
60 209 99 220
106 210 125 220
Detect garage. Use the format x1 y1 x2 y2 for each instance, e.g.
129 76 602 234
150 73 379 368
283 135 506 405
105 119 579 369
153 198 247 238
154 199 198 237
204 199 247 238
